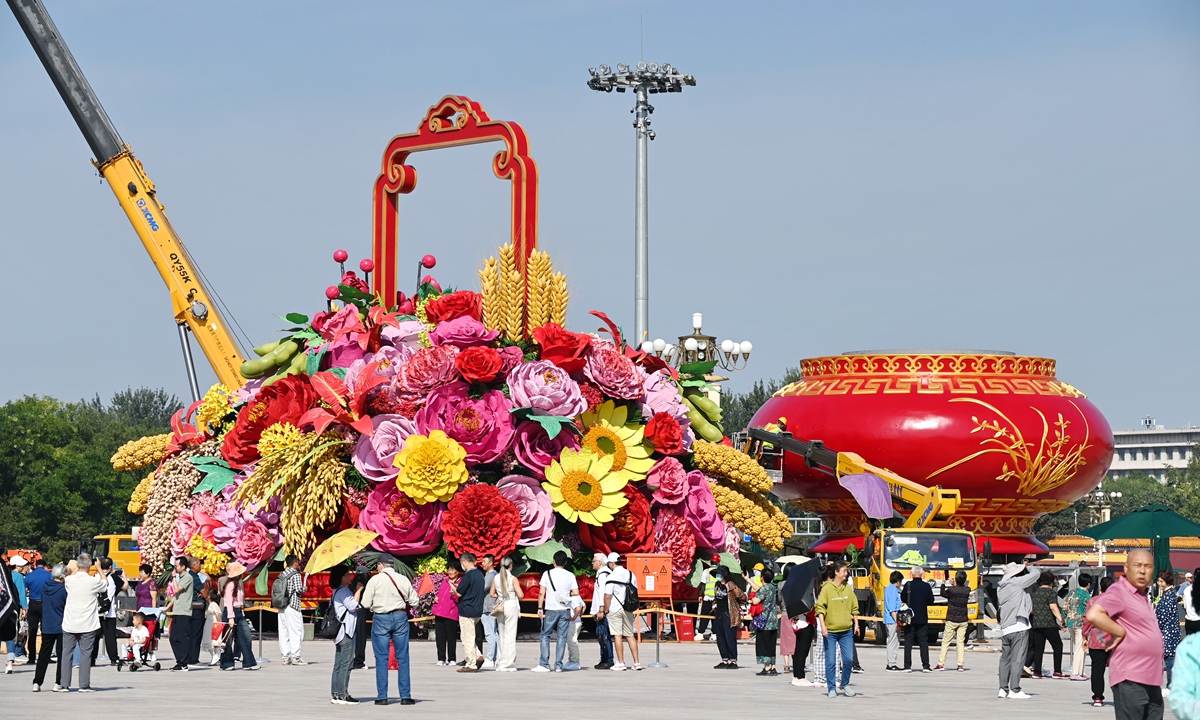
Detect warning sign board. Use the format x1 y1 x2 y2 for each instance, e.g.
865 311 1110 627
625 553 673 600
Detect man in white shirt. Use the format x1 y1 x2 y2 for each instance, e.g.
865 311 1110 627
60 553 106 691
601 552 642 671
533 551 579 672
91 557 126 666
590 553 614 669
361 554 418 706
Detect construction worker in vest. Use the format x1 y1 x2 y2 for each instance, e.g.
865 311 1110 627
697 566 718 641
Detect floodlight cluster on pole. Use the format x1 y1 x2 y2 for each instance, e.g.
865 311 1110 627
587 62 696 346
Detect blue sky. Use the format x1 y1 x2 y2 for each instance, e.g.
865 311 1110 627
1 1 1198 431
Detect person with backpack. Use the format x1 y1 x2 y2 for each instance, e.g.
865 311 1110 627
533 550 579 672
601 552 642 671
328 566 363 704
274 554 307 665
590 553 614 669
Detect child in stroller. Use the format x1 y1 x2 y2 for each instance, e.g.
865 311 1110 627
117 612 161 671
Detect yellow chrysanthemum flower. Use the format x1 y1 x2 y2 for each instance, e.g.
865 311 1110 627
258 422 302 457
185 533 229 576
393 430 469 504
196 383 236 433
577 401 654 483
543 448 628 526
127 472 154 514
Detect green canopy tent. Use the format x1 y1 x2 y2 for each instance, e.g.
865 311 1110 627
1081 503 1200 576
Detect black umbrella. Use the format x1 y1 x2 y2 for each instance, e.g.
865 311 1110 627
780 559 819 618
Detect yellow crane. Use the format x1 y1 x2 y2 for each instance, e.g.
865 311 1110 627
744 426 988 638
9 0 246 397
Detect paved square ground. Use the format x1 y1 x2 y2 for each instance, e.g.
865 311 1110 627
0 638 1170 719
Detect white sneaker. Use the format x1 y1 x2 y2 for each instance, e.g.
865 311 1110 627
842 687 857 697
481 660 495 669
531 665 551 673
292 657 308 666
1008 691 1031 699
611 663 628 671
435 661 445 666
52 684 64 692
791 678 815 687
998 690 1009 698
4 662 11 674
32 684 40 692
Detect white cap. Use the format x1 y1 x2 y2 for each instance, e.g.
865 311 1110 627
1188 572 1193 578
606 552 620 564
8 556 28 567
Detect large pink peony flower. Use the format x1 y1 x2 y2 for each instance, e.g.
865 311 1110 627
507 360 587 417
234 520 278 568
359 482 444 555
348 346 411 388
647 457 689 507
381 319 426 353
583 342 644 400
512 419 581 479
394 344 459 402
428 316 499 349
312 303 361 341
170 508 199 556
497 346 525 376
325 334 365 369
352 414 418 483
678 470 725 549
415 381 515 465
496 475 556 547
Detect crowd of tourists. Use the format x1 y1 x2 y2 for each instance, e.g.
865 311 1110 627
3 547 1200 717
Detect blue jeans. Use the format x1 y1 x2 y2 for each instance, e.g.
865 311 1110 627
481 614 498 662
371 611 411 701
331 634 355 699
595 615 614 664
539 610 569 670
824 630 855 692
219 608 257 669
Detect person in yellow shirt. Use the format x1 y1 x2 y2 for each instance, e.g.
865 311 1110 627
814 562 860 698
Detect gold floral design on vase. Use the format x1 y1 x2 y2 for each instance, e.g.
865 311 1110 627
927 397 1092 497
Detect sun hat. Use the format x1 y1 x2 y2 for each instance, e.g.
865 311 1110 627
225 561 247 578
1001 562 1026 581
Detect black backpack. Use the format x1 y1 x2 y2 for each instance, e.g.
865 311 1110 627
316 601 346 640
617 570 639 612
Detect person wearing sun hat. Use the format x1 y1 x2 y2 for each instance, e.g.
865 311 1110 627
997 561 1040 699
218 561 257 671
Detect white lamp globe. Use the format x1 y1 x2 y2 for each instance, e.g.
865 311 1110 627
739 341 754 355
721 339 735 353
652 338 666 352
684 338 698 352
641 341 655 354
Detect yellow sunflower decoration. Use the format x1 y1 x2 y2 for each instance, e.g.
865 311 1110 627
578 401 655 483
393 430 469 504
543 448 629 525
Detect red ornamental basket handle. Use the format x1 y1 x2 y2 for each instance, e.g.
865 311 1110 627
372 95 539 308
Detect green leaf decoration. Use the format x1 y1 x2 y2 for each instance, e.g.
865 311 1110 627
524 539 572 566
686 558 705 587
508 409 579 440
189 456 237 494
274 546 287 562
680 360 717 376
306 346 328 376
328 367 348 381
718 552 741 576
254 563 270 595
285 312 310 324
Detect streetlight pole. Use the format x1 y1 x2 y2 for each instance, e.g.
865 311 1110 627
588 62 696 346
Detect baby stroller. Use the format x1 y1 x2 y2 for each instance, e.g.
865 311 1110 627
116 616 161 672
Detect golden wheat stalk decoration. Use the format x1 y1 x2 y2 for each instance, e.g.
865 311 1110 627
497 243 525 342
926 398 1092 496
478 256 502 332
549 271 568 327
525 250 552 335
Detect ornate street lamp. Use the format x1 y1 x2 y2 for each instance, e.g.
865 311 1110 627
638 313 752 372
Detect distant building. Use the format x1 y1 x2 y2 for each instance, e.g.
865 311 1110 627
1105 417 1200 482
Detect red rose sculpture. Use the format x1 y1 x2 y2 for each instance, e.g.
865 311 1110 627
532 323 591 375
454 346 504 384
653 512 697 583
576 485 653 556
644 412 685 455
441 483 522 559
425 290 482 324
222 375 318 469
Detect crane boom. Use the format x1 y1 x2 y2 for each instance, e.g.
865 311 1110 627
8 0 246 392
744 426 962 528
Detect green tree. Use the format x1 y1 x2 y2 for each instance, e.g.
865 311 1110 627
720 367 801 435
0 389 179 560
1035 471 1190 538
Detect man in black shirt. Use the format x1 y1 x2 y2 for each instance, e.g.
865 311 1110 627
453 553 485 672
902 566 935 672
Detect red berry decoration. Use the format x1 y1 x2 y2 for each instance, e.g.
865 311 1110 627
333 249 349 263
359 258 375 273
325 286 340 300
421 254 437 269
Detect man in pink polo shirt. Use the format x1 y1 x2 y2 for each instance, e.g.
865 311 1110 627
1086 549 1164 720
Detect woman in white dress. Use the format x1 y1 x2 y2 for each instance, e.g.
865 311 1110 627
490 556 524 671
